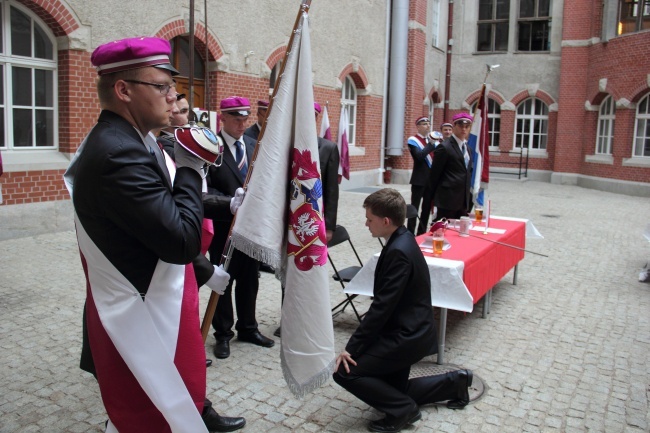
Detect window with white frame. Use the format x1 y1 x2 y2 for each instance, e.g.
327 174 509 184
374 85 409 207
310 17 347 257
431 0 441 48
633 93 650 157
477 0 510 52
517 0 551 51
596 95 615 155
269 59 283 95
0 1 57 150
341 76 357 146
515 97 548 150
471 98 501 148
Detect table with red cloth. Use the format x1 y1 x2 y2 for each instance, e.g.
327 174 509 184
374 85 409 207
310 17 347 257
345 217 528 364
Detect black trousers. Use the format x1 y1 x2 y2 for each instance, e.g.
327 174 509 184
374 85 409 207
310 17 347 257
333 353 465 419
209 230 260 342
408 185 425 234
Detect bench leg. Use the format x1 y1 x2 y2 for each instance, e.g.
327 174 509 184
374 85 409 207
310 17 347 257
437 308 447 365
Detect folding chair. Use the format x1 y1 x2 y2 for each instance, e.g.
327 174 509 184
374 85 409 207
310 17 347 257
328 225 365 322
379 204 419 247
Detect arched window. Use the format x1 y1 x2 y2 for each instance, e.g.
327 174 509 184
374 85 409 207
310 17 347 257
596 95 615 155
471 98 501 148
269 60 283 95
515 97 548 151
341 76 357 146
0 1 57 150
633 93 650 157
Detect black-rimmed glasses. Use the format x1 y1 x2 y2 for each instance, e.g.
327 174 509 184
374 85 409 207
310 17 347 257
123 80 176 96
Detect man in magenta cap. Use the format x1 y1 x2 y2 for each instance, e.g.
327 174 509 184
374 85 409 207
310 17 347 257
418 112 474 232
406 116 436 234
64 37 244 433
244 99 269 141
204 96 275 359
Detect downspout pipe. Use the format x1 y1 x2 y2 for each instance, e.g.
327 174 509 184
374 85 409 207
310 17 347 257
385 0 408 157
443 0 454 121
379 0 392 183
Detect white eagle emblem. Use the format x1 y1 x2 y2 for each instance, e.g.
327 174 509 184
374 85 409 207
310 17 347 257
294 212 319 242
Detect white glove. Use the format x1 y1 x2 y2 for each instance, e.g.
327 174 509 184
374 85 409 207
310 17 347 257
174 142 205 175
230 187 245 214
205 264 230 295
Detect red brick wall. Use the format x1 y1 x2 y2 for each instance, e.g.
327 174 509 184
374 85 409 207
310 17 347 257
1 170 69 205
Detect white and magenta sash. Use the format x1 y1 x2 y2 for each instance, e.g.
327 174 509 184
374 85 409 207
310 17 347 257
407 134 432 167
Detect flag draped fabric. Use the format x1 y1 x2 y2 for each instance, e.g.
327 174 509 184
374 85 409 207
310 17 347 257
468 85 490 207
230 11 335 398
337 106 350 181
319 105 332 140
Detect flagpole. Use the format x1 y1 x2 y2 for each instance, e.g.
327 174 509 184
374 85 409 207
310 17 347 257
201 0 313 343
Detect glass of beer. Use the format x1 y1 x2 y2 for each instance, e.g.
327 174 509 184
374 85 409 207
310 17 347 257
475 207 483 223
433 235 444 255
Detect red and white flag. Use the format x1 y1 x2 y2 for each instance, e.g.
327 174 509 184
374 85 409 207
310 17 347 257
337 105 350 182
319 105 332 140
230 10 334 397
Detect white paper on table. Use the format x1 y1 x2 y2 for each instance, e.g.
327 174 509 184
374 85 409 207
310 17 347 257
344 253 474 313
491 215 544 239
470 226 505 234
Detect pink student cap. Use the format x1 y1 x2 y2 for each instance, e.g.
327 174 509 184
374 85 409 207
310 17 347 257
452 112 474 124
220 96 251 116
91 37 179 76
415 116 430 125
314 102 322 114
257 100 269 109
441 122 453 128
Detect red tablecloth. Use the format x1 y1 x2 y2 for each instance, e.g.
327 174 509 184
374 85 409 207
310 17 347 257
416 218 526 304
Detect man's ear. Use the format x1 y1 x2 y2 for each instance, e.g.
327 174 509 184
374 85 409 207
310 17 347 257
113 80 131 103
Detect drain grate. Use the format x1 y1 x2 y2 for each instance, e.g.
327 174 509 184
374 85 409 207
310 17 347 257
409 362 486 404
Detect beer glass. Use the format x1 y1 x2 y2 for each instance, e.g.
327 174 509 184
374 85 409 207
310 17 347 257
433 235 444 255
475 207 483 223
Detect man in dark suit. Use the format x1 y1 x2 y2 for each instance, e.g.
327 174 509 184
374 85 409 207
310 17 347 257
407 117 436 234
418 112 474 233
243 99 268 141
157 93 190 159
333 188 473 432
66 37 243 432
204 96 274 360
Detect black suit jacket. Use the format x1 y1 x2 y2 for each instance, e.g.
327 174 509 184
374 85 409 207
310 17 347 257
425 136 473 212
345 226 437 362
73 110 204 373
408 135 436 186
243 123 261 141
317 137 340 232
204 133 256 251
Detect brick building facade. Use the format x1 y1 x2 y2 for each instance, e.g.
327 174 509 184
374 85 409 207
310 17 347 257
0 0 648 209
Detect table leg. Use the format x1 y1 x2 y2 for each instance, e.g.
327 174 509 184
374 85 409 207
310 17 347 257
513 264 519 285
437 307 447 365
482 292 489 318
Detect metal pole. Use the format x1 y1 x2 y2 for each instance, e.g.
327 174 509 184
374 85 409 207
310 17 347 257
204 0 210 119
189 0 195 110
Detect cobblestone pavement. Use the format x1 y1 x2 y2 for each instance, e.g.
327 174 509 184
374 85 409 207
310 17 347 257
1 180 649 433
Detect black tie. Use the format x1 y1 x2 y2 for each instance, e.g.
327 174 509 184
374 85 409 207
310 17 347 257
235 140 248 178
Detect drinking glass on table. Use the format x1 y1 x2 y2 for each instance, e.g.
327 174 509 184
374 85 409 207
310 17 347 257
475 206 483 223
432 234 444 255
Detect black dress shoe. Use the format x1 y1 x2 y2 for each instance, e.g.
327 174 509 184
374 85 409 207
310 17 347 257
259 263 275 274
206 359 213 367
202 405 246 432
213 341 230 359
273 326 281 337
447 369 473 410
368 408 421 432
237 330 275 347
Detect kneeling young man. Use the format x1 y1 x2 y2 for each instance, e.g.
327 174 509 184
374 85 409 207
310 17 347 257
333 188 472 432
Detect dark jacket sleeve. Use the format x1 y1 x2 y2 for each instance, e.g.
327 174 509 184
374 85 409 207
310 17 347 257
408 140 436 162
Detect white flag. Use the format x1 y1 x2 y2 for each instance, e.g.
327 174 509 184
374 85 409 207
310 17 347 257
230 11 334 398
319 105 332 140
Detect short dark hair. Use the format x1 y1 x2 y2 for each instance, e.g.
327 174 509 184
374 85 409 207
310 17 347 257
363 188 406 227
176 93 187 101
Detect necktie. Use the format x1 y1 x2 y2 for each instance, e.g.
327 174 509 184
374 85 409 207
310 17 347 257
235 140 248 178
461 141 469 168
